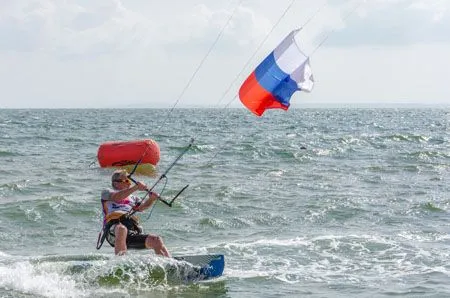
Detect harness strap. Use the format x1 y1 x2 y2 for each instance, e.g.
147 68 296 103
96 215 142 249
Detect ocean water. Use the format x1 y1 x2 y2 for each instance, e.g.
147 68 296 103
0 108 449 297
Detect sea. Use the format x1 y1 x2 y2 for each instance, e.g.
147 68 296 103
0 107 449 298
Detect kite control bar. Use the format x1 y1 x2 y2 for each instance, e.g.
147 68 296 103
127 138 194 211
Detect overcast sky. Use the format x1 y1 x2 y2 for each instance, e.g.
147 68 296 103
0 0 449 108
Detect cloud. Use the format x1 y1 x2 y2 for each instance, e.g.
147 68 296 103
0 0 155 56
1 0 448 56
322 0 450 46
0 0 273 58
0 0 449 108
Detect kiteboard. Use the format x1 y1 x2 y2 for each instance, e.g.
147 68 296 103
41 253 224 283
173 254 225 281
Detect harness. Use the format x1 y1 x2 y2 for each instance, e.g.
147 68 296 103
96 214 142 249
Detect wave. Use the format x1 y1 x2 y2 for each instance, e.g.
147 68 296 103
0 149 19 157
0 254 226 297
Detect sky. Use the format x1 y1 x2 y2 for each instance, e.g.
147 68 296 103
0 0 449 109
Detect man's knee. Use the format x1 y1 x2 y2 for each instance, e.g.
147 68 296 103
145 234 164 249
115 224 128 236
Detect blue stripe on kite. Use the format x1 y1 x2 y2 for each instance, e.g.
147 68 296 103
254 52 299 107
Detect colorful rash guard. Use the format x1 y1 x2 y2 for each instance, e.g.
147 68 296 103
101 188 141 224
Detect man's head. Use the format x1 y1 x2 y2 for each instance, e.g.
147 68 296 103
111 170 131 189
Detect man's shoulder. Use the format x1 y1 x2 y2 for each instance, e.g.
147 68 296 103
101 188 115 201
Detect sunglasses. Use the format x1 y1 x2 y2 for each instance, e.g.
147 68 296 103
113 179 130 183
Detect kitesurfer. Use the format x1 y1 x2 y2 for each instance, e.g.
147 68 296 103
100 169 171 257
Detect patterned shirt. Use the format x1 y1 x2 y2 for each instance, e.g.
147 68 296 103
101 188 141 223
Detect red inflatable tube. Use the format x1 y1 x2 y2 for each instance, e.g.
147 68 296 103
97 139 160 168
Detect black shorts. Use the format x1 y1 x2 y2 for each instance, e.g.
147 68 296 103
105 222 147 250
126 234 147 249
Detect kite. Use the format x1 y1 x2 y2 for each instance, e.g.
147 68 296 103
239 29 314 116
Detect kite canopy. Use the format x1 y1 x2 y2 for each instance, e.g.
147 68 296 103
239 29 314 116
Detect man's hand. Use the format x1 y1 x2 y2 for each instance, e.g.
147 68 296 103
149 191 160 199
135 181 147 191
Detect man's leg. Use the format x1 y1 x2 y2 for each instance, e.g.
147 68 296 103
114 224 128 255
145 234 171 257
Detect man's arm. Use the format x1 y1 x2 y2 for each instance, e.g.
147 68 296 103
135 192 159 211
108 181 148 202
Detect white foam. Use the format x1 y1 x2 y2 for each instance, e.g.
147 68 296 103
0 251 9 257
0 261 85 298
224 237 309 250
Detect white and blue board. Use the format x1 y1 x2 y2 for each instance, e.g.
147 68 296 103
35 253 225 284
174 254 225 281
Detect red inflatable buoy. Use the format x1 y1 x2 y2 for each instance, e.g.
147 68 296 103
97 139 160 174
